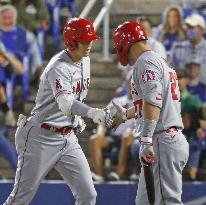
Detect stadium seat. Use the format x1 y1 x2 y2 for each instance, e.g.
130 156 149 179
45 0 76 49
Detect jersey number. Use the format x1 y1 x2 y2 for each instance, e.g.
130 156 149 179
169 72 178 100
134 99 143 118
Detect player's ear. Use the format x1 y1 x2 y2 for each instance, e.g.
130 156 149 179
68 41 78 51
74 41 78 50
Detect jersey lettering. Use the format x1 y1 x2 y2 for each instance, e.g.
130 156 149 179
141 69 156 83
134 99 143 119
73 78 90 94
169 71 178 100
56 79 63 90
83 78 90 90
131 83 138 95
76 81 81 93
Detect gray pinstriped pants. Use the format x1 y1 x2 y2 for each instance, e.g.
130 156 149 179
136 130 189 205
4 121 96 205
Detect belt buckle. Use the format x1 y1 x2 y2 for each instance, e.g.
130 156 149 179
50 126 56 132
62 127 68 135
166 127 177 133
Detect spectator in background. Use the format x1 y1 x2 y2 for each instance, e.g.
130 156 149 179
0 131 17 176
89 94 136 181
107 127 141 181
178 70 202 115
11 0 50 33
154 5 185 59
170 13 206 83
115 64 132 97
178 71 204 180
0 84 15 126
0 40 23 126
139 16 167 59
10 0 50 58
185 55 206 103
0 5 43 90
183 104 206 181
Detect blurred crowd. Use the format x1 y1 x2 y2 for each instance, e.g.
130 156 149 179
0 1 206 182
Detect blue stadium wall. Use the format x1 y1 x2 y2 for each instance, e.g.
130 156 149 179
0 181 206 205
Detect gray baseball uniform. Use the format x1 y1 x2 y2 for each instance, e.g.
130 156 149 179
131 51 189 205
4 51 96 205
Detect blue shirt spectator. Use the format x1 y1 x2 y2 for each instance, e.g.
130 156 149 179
0 129 17 171
187 83 206 103
0 27 28 78
153 5 185 59
185 55 206 103
170 13 206 84
139 16 167 59
162 32 180 51
0 5 43 77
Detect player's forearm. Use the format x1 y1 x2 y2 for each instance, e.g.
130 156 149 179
140 101 160 143
57 94 91 117
71 99 91 116
4 52 24 75
126 106 135 119
143 101 160 121
56 93 110 127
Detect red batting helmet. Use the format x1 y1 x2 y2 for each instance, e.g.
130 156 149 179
113 22 148 66
63 18 100 51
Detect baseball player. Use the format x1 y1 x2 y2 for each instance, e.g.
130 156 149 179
112 22 189 205
4 18 111 205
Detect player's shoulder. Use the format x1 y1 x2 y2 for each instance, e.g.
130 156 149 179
45 51 72 74
138 51 164 71
49 51 69 67
138 50 161 62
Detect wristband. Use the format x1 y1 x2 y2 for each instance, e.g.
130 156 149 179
140 136 153 144
142 119 157 138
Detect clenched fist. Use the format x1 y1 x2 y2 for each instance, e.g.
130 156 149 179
140 143 155 166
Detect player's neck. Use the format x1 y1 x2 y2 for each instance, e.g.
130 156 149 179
65 49 82 65
129 42 151 65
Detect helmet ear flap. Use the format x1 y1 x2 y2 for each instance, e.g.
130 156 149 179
66 40 78 51
74 41 78 50
70 41 78 51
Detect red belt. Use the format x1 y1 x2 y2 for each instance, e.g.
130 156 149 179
166 126 177 133
41 123 73 135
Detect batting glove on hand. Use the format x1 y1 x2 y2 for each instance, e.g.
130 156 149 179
140 142 155 166
87 108 113 127
111 101 127 130
73 117 86 134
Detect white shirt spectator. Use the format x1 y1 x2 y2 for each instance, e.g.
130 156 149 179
148 37 167 59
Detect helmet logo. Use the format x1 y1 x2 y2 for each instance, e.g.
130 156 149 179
86 25 93 35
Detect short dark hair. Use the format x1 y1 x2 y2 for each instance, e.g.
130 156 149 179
185 63 201 67
138 16 152 27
